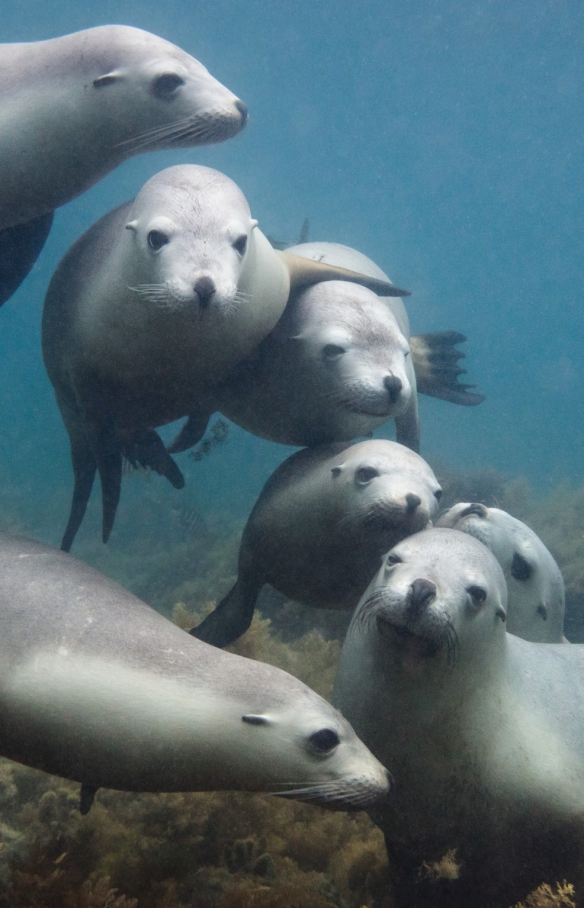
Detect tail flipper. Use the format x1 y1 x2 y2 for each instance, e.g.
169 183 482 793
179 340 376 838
409 332 485 406
61 436 97 552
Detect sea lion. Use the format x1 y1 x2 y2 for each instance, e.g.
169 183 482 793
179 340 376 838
0 25 249 306
190 439 441 648
0 533 391 814
202 242 483 455
333 528 584 907
437 502 566 643
42 165 408 552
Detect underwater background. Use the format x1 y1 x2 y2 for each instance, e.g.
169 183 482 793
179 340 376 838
0 0 583 905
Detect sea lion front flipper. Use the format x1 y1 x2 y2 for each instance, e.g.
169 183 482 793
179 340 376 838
189 576 262 648
278 250 411 298
394 396 420 454
79 783 99 815
168 411 211 454
409 332 485 406
130 428 185 488
0 212 54 305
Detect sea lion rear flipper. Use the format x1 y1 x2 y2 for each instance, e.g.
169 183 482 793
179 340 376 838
168 411 211 454
0 212 54 305
130 428 185 488
92 423 123 544
79 783 99 815
394 397 420 454
409 332 485 406
189 577 262 648
278 250 410 298
61 435 97 553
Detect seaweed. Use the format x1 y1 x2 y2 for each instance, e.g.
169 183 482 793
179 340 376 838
512 882 577 908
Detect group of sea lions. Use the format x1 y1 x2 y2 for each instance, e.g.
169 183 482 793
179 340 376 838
1 22 581 908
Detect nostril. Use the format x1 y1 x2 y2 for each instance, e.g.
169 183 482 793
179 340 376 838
408 578 437 613
235 99 248 123
384 375 403 403
405 493 421 513
194 276 216 309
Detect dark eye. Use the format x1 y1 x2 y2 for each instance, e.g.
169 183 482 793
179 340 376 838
355 466 379 484
511 552 533 582
386 553 403 566
233 234 248 255
309 728 340 753
467 585 487 605
434 489 443 501
322 344 346 360
151 73 185 98
148 230 169 251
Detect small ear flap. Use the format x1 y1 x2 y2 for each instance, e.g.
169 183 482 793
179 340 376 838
495 606 506 623
250 219 259 229
125 220 138 233
331 466 342 478
242 714 270 726
93 72 122 89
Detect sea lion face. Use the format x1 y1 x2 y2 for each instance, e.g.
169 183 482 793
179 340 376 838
88 26 247 152
239 691 392 809
437 503 565 642
124 165 257 315
357 528 507 664
329 440 442 549
284 281 412 428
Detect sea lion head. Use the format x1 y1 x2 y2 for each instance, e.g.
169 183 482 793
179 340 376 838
279 280 412 433
357 528 507 666
124 165 259 316
328 440 442 551
437 503 565 642
238 685 392 809
87 26 247 152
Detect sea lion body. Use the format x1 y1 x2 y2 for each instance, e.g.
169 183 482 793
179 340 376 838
42 166 407 551
333 528 584 907
437 502 566 643
0 25 248 304
191 439 441 648
0 533 390 808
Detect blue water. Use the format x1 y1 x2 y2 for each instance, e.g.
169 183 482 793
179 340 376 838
1 0 583 547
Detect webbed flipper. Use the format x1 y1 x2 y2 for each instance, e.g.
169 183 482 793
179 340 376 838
79 783 99 816
410 332 485 406
0 212 54 305
189 576 262 648
129 428 185 488
168 411 211 454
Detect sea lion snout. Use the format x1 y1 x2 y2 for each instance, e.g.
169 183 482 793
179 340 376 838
193 275 216 309
459 502 488 519
406 578 437 617
234 99 248 124
384 374 403 404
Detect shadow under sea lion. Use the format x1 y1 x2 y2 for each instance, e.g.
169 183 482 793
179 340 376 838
0 532 391 816
190 439 441 649
0 25 248 306
42 164 406 552
333 528 584 907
